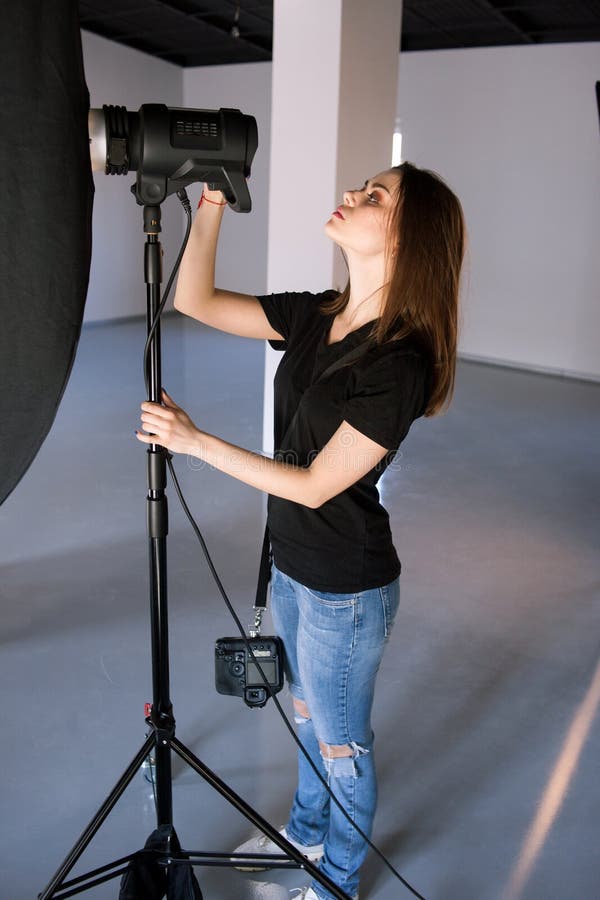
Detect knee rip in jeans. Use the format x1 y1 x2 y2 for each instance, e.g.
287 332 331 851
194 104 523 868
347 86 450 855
318 740 370 779
293 697 312 726
292 699 370 776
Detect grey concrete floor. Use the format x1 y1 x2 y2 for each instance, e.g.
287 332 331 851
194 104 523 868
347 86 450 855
0 315 598 900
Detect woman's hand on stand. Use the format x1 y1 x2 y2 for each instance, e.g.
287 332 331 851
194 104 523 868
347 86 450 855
135 389 205 456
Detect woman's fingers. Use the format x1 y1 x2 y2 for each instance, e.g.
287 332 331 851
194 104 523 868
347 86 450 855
136 393 196 455
141 406 170 421
138 391 178 417
141 401 172 419
135 425 159 440
138 419 160 433
139 404 171 439
139 421 162 435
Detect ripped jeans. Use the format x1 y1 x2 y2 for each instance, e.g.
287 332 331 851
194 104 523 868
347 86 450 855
270 561 400 900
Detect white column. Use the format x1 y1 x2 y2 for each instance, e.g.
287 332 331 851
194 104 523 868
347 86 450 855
262 0 403 453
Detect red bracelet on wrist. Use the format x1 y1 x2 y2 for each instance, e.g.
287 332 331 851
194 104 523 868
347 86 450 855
197 192 227 209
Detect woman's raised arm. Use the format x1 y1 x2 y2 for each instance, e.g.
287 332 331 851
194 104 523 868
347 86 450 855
173 186 284 341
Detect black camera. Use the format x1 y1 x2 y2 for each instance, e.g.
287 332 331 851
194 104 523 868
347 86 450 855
215 636 284 708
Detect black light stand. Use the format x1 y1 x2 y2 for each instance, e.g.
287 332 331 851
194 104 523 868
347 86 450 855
38 201 351 900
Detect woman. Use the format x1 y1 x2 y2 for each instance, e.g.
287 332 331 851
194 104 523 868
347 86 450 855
136 162 466 899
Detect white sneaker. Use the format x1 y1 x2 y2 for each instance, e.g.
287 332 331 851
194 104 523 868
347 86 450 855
230 825 324 871
291 887 359 900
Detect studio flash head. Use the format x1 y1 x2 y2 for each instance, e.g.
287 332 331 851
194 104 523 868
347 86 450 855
88 103 258 211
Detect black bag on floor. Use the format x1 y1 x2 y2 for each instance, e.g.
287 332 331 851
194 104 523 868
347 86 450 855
119 824 202 900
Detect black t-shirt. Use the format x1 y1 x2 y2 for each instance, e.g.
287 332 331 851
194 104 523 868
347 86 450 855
258 289 431 592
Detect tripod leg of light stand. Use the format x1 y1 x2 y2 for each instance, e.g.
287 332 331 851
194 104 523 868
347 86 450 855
38 735 155 900
171 737 352 900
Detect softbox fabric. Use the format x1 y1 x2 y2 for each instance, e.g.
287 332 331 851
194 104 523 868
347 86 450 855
0 0 93 505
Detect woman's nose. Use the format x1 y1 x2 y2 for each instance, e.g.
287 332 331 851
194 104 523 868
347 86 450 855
343 189 354 206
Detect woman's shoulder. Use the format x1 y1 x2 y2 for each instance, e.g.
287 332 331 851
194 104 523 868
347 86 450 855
263 288 340 322
260 288 340 351
259 287 339 304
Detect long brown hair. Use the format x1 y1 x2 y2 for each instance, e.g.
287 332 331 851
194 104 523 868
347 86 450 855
320 161 466 417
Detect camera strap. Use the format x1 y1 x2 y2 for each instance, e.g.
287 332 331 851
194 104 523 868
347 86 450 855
254 338 372 612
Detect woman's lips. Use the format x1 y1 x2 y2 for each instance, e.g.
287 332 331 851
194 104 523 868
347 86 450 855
332 208 345 220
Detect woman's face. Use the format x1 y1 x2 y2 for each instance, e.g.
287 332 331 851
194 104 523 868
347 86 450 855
324 168 401 258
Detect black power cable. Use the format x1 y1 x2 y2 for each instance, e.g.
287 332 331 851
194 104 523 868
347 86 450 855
140 188 427 900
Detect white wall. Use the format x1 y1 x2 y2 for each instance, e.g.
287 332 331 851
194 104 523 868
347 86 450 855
183 63 272 296
82 31 183 322
399 42 600 381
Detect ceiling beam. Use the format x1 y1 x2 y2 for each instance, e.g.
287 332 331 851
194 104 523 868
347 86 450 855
402 3 461 49
477 0 535 44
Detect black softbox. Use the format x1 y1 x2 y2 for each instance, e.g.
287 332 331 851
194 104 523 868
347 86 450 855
0 0 93 505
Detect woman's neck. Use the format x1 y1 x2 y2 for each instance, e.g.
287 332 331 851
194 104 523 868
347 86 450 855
343 253 388 326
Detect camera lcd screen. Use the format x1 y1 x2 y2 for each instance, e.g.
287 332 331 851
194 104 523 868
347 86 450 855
247 660 276 684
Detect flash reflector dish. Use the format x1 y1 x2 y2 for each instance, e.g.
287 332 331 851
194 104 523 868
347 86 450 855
88 109 107 172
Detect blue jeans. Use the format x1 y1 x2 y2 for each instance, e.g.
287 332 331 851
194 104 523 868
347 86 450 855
270 561 401 900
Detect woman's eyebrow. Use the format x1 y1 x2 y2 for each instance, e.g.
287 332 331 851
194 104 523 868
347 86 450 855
363 179 391 195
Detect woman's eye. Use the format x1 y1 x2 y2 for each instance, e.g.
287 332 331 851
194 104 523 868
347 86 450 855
366 192 378 204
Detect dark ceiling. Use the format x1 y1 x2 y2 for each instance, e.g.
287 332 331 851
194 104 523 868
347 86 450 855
79 0 600 67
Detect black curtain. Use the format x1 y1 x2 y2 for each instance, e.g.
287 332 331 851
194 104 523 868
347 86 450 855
0 0 93 504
